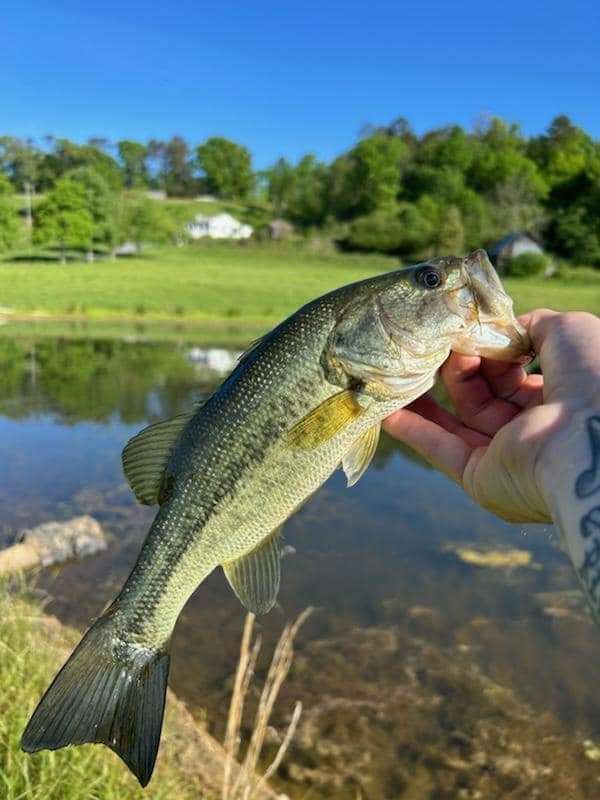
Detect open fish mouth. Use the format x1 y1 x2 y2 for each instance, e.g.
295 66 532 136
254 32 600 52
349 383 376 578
447 249 534 364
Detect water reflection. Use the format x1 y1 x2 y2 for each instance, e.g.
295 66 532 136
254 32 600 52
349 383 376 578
1 331 599 796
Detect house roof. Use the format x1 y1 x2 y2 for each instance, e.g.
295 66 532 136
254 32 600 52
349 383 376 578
191 212 241 224
488 231 542 255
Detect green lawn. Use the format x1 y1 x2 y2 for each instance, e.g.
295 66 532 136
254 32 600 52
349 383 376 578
0 580 201 800
0 244 598 332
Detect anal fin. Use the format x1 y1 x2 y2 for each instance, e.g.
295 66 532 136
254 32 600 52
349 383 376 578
222 528 282 615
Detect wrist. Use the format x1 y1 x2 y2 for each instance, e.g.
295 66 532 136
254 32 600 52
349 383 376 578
536 405 600 621
535 405 592 514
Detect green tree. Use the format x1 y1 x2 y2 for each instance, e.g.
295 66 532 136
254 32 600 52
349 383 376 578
196 137 254 199
38 138 123 192
327 154 356 219
468 118 547 198
161 136 196 197
117 140 149 188
435 205 465 255
417 125 473 173
456 188 492 251
285 155 329 228
488 175 546 237
145 139 170 190
0 136 42 191
264 157 295 216
0 173 20 252
66 167 120 259
345 201 433 256
402 164 466 203
529 115 595 190
347 134 407 215
546 203 600 267
33 177 94 263
121 199 173 253
329 134 408 219
0 136 42 233
538 130 600 266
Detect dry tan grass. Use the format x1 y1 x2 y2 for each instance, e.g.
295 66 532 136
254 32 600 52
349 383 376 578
222 609 312 800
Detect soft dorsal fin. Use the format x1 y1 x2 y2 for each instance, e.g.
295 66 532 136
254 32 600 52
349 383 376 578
222 528 282 615
287 389 364 450
342 423 381 487
122 412 194 505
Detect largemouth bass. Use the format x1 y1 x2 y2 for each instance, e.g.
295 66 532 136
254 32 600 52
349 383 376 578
22 249 531 785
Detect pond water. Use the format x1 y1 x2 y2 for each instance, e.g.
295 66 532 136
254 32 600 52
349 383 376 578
1 330 599 796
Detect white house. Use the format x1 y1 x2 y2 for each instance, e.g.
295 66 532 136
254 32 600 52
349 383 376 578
185 213 253 240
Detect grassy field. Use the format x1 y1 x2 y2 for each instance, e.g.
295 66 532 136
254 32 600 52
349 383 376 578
0 580 201 800
0 244 598 332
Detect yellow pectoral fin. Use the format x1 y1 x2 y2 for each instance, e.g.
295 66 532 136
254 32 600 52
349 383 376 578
287 389 364 450
343 422 381 487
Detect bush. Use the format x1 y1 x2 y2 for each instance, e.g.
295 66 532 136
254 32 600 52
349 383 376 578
344 203 432 255
507 251 548 277
345 209 404 253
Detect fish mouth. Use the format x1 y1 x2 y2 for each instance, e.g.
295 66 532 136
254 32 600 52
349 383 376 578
446 249 534 364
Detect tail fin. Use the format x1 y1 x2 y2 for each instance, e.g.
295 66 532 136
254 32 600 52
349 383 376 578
21 612 170 787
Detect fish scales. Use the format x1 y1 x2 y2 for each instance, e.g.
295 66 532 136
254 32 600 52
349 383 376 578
22 249 533 787
117 286 390 646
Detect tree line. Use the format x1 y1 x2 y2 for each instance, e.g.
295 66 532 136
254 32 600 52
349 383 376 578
0 115 599 266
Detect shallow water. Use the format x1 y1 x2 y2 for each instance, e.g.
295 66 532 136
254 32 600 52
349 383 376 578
1 332 599 794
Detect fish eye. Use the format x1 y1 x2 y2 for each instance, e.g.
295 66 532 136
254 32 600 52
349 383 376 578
416 267 443 290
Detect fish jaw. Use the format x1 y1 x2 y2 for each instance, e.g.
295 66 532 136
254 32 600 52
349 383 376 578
446 249 534 364
452 317 533 364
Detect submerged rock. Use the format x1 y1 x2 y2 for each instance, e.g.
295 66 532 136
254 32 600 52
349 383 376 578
446 544 534 569
0 515 108 574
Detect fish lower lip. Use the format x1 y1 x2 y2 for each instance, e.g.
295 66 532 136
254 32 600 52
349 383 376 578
478 319 534 363
497 329 535 363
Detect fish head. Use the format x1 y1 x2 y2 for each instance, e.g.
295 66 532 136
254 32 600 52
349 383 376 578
447 248 533 363
326 250 532 398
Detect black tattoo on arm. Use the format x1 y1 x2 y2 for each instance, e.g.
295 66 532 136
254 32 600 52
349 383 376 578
575 416 600 499
575 416 600 609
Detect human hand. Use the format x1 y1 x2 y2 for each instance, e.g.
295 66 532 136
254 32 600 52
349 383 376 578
383 310 600 524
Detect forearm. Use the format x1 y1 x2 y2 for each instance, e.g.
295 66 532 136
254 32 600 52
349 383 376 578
539 411 600 620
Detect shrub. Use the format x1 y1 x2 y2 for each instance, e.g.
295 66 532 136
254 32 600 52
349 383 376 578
344 203 431 255
507 252 548 277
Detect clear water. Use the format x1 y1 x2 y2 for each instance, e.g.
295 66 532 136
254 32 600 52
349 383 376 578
1 331 599 791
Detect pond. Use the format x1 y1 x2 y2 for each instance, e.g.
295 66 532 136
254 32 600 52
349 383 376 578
1 328 599 797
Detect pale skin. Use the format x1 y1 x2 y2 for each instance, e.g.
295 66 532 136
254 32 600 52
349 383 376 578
384 309 600 613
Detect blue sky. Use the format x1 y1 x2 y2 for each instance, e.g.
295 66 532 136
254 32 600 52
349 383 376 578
1 0 598 168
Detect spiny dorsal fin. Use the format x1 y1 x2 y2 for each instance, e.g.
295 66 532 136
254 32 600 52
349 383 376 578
287 389 363 450
222 528 282 615
343 422 381 487
122 412 194 505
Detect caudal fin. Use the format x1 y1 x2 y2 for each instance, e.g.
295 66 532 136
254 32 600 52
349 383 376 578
21 612 170 787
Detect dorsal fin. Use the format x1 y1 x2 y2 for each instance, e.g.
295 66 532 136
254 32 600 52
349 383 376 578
222 528 282 614
122 412 194 505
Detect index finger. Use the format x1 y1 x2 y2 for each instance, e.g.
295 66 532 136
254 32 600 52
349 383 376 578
441 352 524 434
